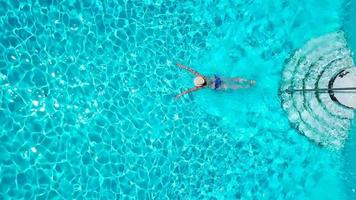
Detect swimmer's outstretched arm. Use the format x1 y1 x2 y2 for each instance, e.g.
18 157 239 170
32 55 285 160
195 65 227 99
175 86 202 99
176 63 203 77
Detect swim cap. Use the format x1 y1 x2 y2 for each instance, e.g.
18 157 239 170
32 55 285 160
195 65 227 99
194 76 205 86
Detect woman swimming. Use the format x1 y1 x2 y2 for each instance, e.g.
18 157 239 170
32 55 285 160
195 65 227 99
175 63 256 99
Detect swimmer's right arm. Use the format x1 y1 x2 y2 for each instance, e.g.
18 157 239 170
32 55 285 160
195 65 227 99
176 63 203 77
175 86 202 99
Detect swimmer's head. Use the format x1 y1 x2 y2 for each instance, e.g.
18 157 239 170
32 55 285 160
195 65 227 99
194 76 206 87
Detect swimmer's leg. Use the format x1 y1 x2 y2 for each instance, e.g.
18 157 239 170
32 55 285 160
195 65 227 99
230 85 253 90
221 83 229 90
233 77 254 84
221 79 255 90
232 78 256 86
233 77 245 83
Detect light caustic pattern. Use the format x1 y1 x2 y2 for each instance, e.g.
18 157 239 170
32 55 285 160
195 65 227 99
280 32 355 149
0 0 354 200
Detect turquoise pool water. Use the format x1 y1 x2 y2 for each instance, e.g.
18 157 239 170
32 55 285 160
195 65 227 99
0 0 355 199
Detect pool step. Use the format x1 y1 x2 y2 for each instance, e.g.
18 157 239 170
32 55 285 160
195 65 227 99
280 32 354 149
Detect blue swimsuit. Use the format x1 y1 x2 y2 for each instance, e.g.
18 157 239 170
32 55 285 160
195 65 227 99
213 75 222 89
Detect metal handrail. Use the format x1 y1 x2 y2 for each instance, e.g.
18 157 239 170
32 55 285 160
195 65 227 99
284 87 356 94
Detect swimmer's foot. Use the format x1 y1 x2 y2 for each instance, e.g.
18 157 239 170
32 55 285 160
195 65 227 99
250 80 256 85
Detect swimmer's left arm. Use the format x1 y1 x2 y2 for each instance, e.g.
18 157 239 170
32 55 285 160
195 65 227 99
175 86 202 99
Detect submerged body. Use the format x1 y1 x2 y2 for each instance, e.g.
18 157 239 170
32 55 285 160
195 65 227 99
206 75 255 90
176 63 256 99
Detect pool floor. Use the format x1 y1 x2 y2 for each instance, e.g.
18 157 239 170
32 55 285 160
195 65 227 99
0 0 355 199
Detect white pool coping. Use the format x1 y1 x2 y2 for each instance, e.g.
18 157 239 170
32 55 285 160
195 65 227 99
330 67 356 109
